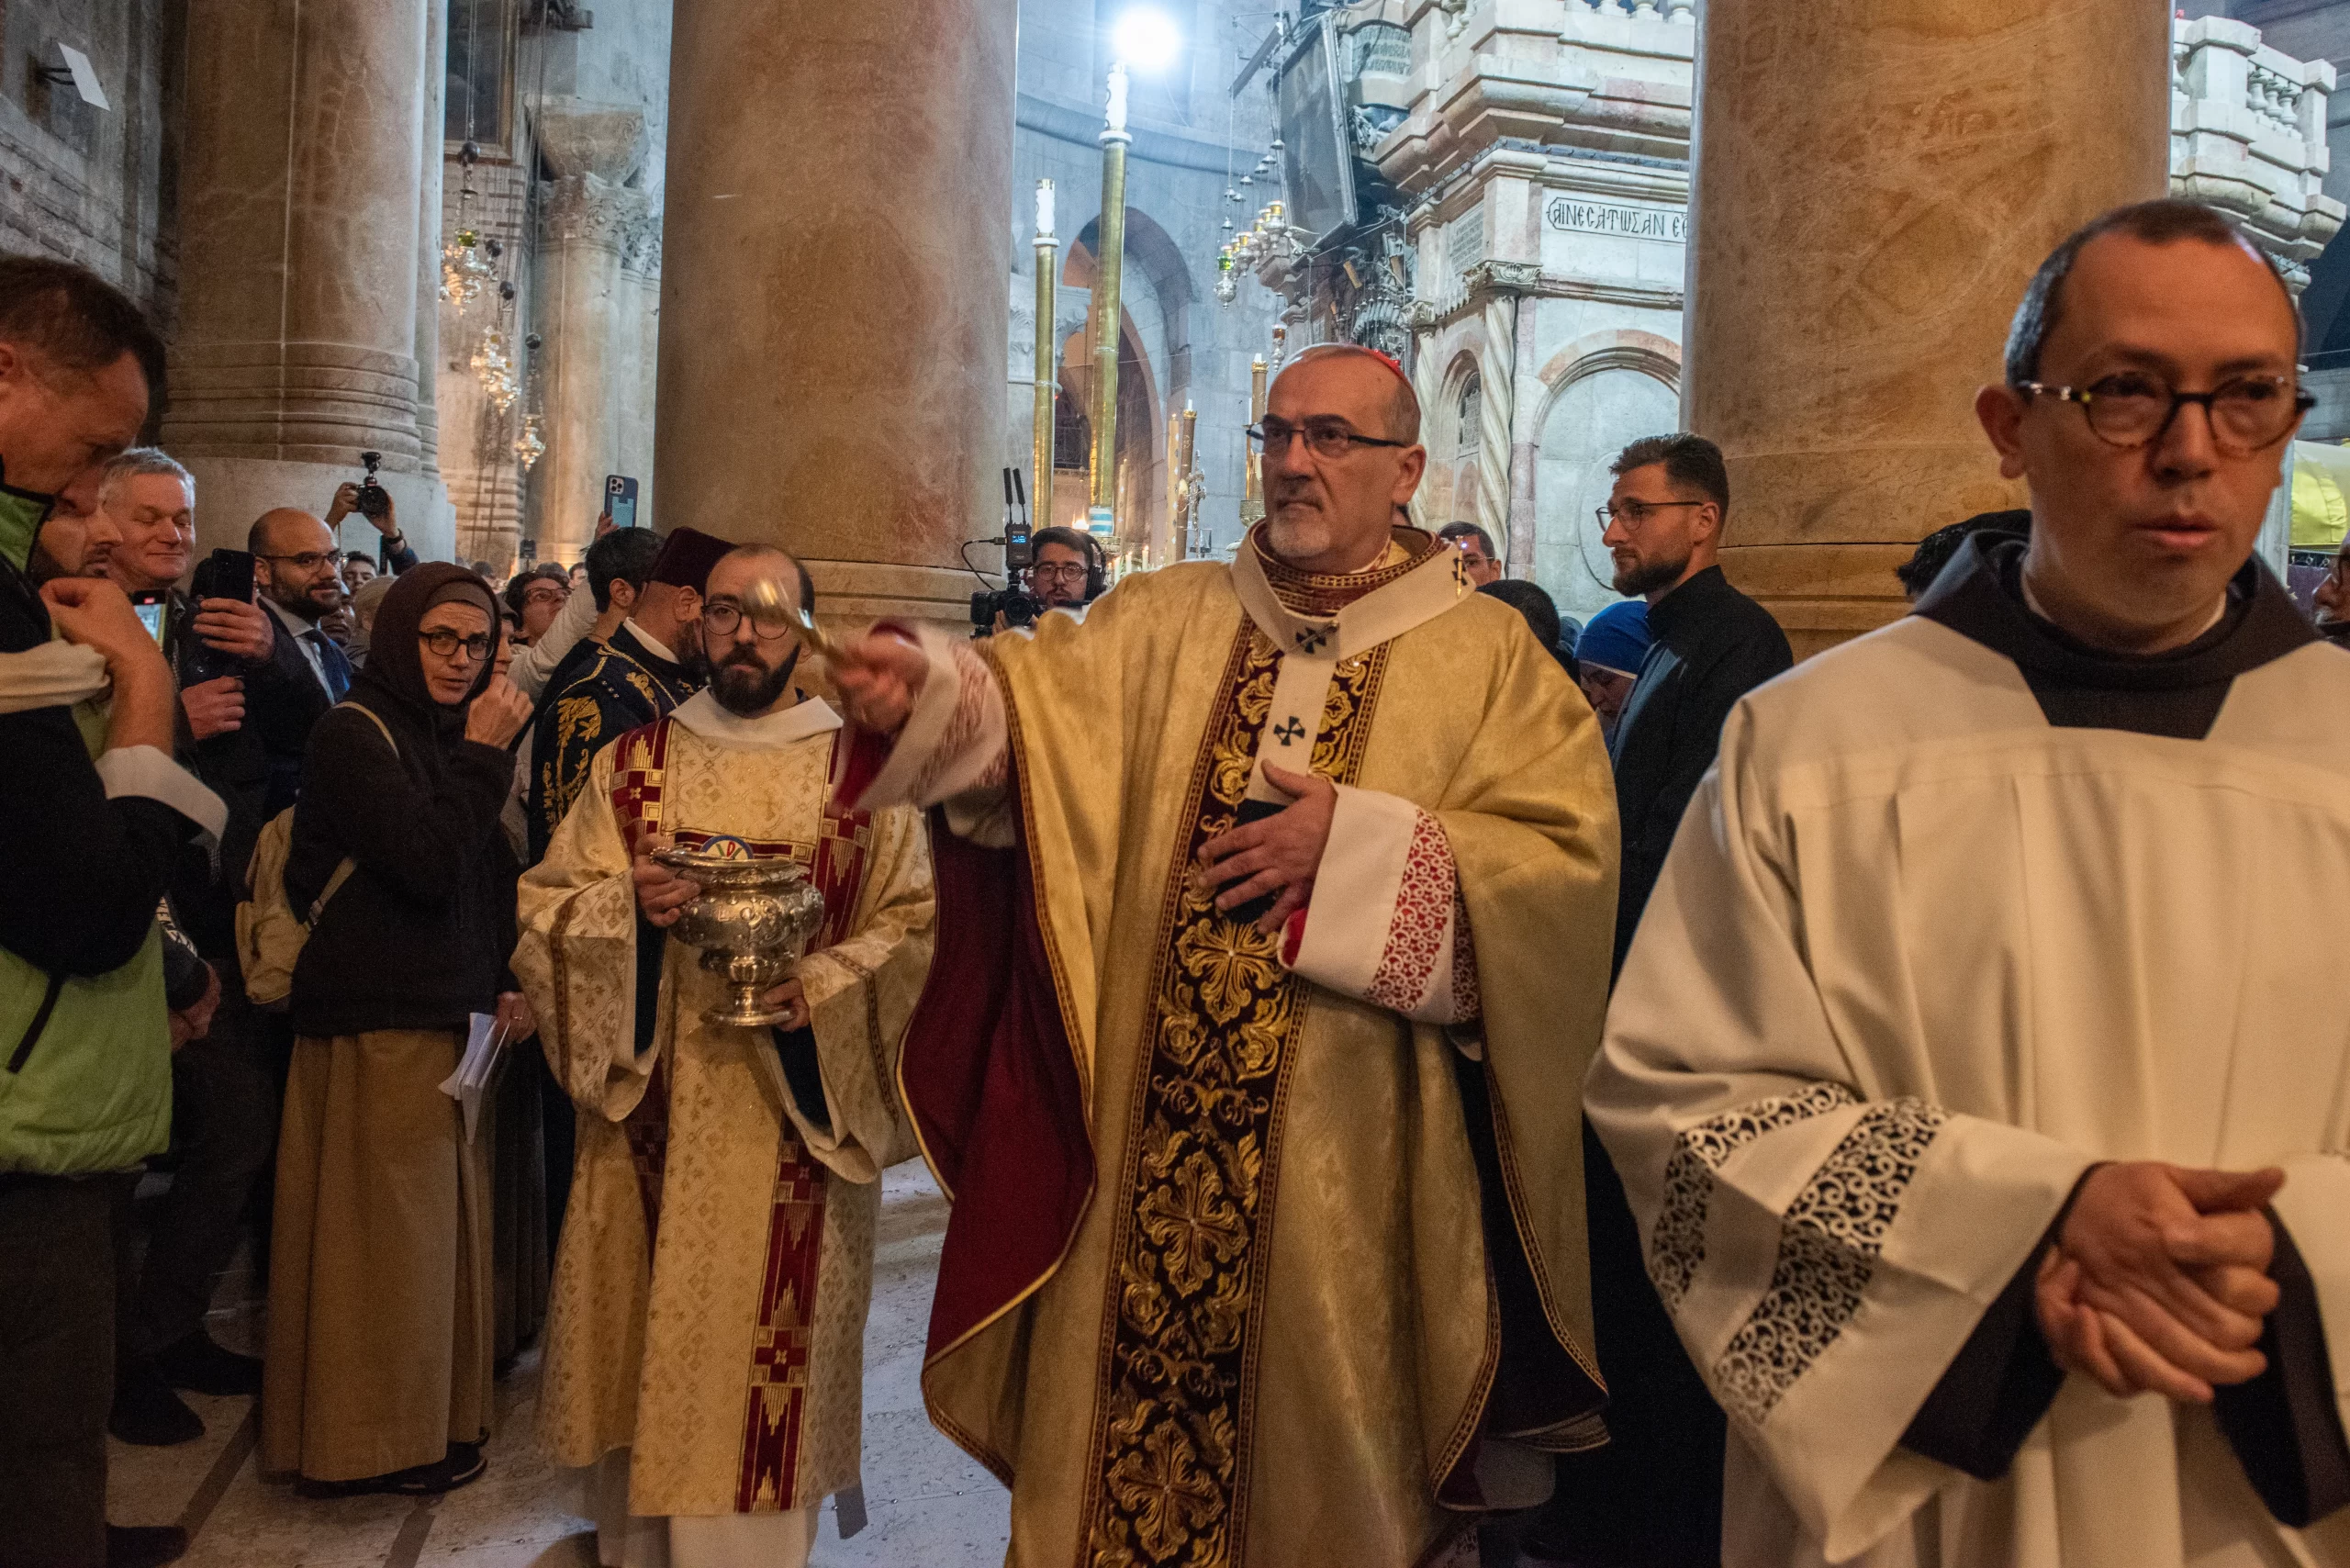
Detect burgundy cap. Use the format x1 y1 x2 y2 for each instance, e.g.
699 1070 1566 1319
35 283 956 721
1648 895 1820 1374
648 526 733 592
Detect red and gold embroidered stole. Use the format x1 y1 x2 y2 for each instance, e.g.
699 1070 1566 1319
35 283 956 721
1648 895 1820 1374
1078 624 1391 1567
606 715 875 1512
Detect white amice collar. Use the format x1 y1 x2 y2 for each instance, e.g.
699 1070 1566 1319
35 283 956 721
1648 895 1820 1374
671 689 843 749
623 619 679 665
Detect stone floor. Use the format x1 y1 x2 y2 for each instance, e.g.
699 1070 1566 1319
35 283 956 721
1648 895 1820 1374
114 1160 1540 1567
112 1163 1010 1568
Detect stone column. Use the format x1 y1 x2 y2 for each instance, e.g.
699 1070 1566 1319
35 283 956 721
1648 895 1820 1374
533 102 650 566
1506 287 1540 577
165 0 445 560
408 0 455 553
1685 0 2169 657
656 0 1019 623
1465 261 1535 562
415 0 446 484
1407 302 1441 532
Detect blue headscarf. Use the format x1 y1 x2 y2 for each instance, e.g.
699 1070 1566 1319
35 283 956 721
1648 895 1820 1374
1576 599 1653 677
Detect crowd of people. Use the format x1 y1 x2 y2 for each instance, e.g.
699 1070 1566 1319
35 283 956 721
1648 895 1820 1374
8 193 2350 1568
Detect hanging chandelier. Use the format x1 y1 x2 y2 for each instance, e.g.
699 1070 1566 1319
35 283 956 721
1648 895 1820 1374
511 412 544 473
442 229 496 306
1217 200 1300 302
473 328 520 414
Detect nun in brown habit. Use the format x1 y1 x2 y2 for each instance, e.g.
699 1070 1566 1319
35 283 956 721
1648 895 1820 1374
263 564 533 1495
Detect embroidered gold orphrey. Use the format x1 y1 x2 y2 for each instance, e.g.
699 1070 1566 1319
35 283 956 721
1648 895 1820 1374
1078 623 1391 1568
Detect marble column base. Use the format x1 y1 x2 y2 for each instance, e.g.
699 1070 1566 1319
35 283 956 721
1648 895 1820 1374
183 455 455 571
163 342 426 467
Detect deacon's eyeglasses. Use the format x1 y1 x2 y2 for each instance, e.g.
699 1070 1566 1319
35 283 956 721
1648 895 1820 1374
419 630 494 663
699 602 794 642
258 549 344 572
1595 498 1707 530
2016 372 2315 456
1248 418 1410 461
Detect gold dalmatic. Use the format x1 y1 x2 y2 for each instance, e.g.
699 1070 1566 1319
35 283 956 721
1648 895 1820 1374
1080 625 1390 1566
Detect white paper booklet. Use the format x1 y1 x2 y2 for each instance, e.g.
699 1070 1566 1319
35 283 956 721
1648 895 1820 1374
439 1012 506 1143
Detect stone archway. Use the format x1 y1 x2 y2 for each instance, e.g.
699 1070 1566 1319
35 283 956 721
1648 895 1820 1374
1427 349 1484 532
1531 334 1683 621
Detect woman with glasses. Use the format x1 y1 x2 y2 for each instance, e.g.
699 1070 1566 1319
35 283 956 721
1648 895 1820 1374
263 564 536 1499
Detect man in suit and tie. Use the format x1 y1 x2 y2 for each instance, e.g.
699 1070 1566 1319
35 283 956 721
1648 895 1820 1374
252 509 352 702
240 510 351 822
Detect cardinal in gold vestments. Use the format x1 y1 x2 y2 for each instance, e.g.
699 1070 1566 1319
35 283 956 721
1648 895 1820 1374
514 546 934 1568
830 346 1621 1567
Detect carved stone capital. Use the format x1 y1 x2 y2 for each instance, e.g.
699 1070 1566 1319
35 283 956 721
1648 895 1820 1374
621 209 664 279
535 98 647 183
1463 259 1542 297
1406 299 1441 330
542 173 647 254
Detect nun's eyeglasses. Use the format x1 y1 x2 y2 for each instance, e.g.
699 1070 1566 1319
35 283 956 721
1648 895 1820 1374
420 630 494 663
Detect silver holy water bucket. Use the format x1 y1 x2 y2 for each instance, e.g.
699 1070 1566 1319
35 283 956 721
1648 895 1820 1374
651 847 827 1028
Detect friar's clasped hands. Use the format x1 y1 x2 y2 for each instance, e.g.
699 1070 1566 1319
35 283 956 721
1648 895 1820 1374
2035 1160 2284 1403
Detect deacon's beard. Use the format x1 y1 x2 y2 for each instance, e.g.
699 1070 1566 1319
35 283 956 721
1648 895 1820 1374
704 648 799 716
1612 549 1691 599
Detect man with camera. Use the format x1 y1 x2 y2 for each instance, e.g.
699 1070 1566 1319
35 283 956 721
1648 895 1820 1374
322 460 419 579
1028 527 1098 614
980 525 1101 633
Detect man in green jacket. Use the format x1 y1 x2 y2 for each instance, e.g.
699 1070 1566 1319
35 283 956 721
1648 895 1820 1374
0 257 224 1568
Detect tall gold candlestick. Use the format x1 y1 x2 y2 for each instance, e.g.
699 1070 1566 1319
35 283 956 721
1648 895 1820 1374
1088 64 1131 546
1240 353 1269 527
1033 179 1058 524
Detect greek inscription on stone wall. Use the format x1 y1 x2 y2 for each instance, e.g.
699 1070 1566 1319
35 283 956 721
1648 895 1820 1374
1544 198 1687 242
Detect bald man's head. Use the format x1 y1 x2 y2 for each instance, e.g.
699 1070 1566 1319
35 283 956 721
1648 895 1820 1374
1260 346 1428 574
1282 343 1421 444
249 508 327 557
249 508 342 620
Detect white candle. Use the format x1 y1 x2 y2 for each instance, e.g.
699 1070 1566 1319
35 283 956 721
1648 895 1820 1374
1106 62 1130 134
1035 178 1056 241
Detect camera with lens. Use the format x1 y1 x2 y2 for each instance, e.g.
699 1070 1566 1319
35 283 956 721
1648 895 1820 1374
971 583 1042 634
356 449 391 521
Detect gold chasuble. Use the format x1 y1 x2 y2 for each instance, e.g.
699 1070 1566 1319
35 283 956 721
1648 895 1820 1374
841 525 1619 1568
513 690 933 1559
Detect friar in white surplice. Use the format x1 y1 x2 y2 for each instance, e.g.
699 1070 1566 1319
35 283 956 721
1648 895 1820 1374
1588 201 2350 1568
513 546 933 1568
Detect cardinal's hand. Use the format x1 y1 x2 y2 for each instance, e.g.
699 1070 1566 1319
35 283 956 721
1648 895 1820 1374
829 632 929 736
1195 762 1336 935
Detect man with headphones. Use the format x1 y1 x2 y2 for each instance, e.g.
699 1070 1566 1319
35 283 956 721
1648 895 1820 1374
1024 525 1103 615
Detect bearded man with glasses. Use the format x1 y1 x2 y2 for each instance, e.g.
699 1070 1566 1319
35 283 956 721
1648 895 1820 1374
1588 198 2350 1568
825 342 1622 1565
